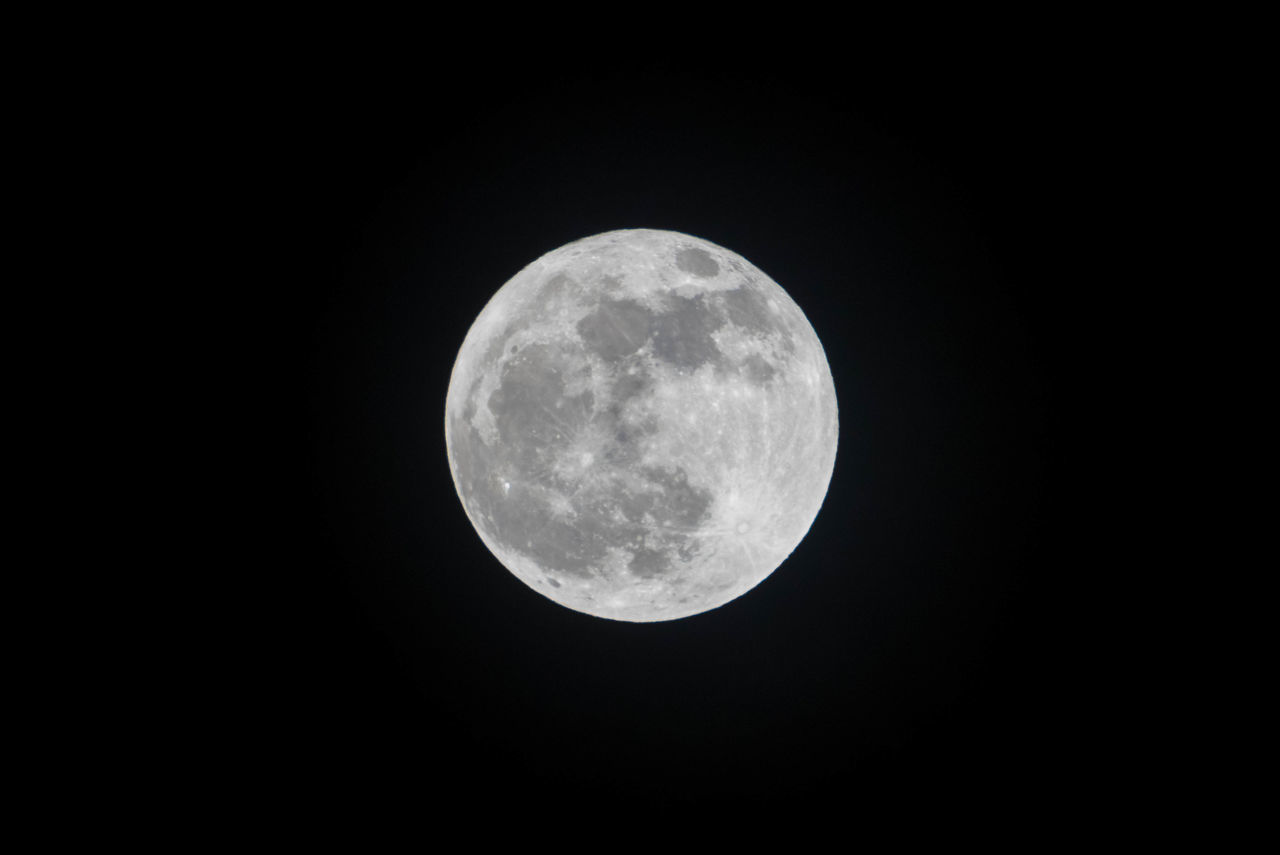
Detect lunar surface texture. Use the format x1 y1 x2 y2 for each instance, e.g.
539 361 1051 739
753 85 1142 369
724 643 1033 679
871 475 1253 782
445 229 838 621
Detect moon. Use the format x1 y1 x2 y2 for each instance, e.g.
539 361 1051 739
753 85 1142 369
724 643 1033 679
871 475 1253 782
445 229 838 622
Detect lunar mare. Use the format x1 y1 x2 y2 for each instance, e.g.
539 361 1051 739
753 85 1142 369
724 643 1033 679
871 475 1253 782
445 229 837 621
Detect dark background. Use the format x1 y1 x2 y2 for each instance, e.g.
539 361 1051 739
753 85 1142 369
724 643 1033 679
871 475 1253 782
239 34 1104 815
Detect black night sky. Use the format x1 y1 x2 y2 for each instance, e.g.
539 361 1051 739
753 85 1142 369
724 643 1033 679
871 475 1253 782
237 34 1101 817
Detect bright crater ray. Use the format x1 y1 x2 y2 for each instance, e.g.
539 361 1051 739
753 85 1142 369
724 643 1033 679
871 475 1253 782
445 229 838 622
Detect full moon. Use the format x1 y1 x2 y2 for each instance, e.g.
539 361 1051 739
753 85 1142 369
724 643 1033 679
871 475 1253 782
445 229 838 621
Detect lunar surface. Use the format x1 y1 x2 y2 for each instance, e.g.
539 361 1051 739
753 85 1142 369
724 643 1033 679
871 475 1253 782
445 229 837 621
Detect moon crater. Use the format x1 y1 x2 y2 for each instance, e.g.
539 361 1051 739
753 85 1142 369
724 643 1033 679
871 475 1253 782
445 229 838 621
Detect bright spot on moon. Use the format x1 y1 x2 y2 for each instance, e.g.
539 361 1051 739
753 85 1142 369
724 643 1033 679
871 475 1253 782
445 229 838 622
